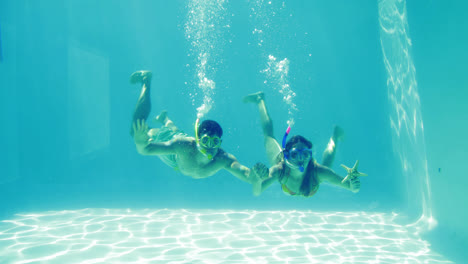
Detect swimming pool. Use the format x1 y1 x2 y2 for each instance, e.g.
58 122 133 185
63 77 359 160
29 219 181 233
0 0 466 263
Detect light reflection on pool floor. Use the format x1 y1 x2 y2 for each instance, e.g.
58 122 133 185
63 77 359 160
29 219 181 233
0 209 452 263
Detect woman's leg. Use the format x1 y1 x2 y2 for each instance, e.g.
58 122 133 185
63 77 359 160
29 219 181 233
244 92 282 166
154 110 177 132
321 125 344 168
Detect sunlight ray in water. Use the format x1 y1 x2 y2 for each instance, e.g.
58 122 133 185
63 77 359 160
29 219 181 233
0 209 452 263
378 0 433 225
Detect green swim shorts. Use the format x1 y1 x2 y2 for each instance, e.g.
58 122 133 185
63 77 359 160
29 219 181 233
148 126 188 170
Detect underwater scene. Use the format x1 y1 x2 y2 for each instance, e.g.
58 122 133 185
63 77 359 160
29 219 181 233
0 0 467 263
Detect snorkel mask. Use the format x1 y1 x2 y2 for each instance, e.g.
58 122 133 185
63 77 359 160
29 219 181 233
282 126 312 172
195 118 221 160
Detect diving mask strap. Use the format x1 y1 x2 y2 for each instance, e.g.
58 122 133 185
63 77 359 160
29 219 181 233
195 118 213 160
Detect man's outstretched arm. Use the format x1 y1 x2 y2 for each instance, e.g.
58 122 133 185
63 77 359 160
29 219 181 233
223 154 252 183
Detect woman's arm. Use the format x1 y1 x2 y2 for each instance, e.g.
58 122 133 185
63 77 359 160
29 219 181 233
316 164 360 193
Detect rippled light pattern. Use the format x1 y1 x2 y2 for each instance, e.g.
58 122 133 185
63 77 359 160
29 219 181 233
378 0 433 223
0 209 452 263
185 0 228 118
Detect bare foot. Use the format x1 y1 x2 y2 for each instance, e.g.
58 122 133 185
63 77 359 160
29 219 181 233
332 125 345 142
130 70 152 84
243 91 264 104
155 110 168 124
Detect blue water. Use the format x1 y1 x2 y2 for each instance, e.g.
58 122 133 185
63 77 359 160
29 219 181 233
0 0 466 263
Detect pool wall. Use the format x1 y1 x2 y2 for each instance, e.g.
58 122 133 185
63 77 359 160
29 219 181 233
406 1 468 259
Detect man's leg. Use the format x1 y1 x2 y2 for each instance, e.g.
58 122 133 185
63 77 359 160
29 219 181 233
148 110 183 144
130 71 153 136
321 126 344 168
154 110 177 132
244 91 282 166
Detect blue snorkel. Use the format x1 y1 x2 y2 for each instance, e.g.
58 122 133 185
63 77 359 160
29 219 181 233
282 126 305 172
282 126 291 151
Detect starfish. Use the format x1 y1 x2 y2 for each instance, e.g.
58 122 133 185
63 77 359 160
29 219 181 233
340 160 368 183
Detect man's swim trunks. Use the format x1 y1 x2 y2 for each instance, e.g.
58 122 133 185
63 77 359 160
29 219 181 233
148 126 188 170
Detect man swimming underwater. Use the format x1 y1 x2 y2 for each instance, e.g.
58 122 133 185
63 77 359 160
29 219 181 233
130 70 256 183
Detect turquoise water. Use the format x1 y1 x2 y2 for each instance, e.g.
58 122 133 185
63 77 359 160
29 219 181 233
0 0 466 263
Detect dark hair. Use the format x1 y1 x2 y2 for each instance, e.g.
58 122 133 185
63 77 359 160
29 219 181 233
284 135 315 196
198 120 223 138
285 135 313 151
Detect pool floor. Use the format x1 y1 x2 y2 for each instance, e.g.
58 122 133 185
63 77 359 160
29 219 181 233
0 209 452 263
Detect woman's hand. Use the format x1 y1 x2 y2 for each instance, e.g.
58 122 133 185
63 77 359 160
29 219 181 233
348 175 361 193
340 160 367 193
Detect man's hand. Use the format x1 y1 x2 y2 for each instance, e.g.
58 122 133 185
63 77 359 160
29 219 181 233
132 119 150 146
251 162 270 196
251 163 270 182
